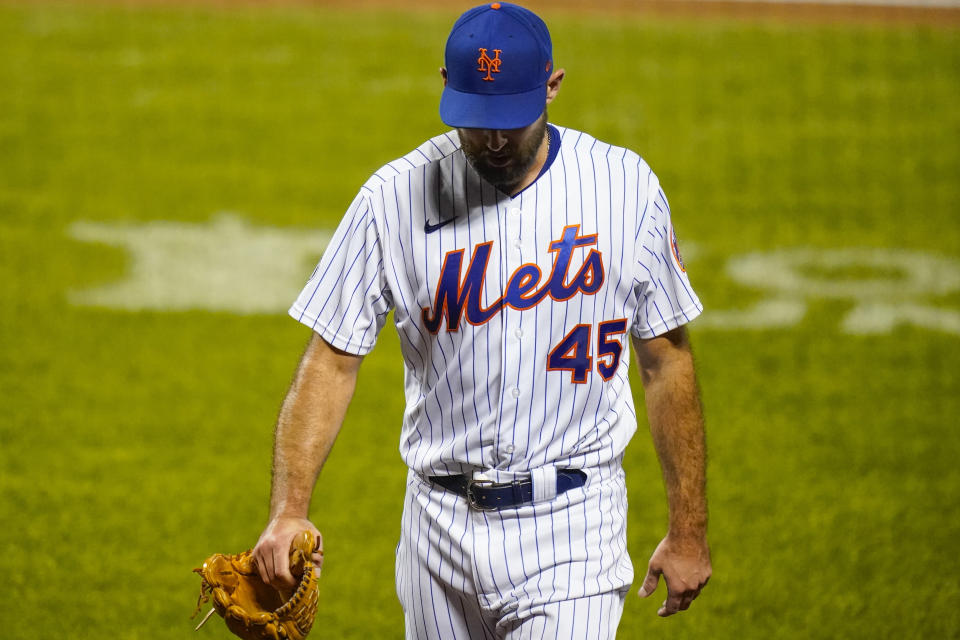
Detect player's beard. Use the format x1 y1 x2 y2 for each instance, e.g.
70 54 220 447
459 111 548 194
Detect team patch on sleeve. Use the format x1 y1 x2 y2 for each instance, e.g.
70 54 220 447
669 224 686 273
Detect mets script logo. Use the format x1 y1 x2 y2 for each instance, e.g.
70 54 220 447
421 225 604 333
477 48 502 82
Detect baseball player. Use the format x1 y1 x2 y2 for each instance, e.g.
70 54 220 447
253 3 711 638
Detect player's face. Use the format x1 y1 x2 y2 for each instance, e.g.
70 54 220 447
458 110 548 194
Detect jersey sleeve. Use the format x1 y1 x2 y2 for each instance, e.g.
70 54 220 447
288 191 393 355
631 181 703 339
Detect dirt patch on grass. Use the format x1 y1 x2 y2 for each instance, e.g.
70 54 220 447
73 0 960 26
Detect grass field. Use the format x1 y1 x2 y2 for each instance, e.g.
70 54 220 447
1 2 958 638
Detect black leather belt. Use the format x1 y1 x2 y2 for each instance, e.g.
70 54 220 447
428 469 587 510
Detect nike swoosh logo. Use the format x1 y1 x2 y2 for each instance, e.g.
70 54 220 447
424 217 456 233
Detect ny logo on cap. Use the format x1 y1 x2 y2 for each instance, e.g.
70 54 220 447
476 48 502 82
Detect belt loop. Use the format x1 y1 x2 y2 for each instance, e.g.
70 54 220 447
530 465 557 503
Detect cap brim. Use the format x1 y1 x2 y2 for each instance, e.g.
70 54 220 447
440 84 547 130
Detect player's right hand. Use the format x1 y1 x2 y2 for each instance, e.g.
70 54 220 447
252 516 324 590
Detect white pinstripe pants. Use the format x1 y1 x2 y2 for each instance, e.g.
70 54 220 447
396 468 633 639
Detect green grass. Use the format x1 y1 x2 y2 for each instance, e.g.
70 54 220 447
1 3 958 639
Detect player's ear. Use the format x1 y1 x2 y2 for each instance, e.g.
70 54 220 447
545 68 565 105
440 67 448 87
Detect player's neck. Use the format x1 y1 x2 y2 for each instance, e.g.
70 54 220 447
504 129 551 197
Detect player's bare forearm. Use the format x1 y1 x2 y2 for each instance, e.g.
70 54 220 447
269 332 364 520
633 326 711 616
634 326 707 538
253 332 363 588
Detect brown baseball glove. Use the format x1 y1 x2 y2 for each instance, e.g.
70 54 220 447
192 530 321 640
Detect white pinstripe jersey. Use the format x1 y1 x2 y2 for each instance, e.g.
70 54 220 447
290 125 702 477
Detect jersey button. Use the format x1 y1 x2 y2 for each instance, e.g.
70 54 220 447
513 239 522 250
511 387 521 398
514 328 523 338
510 207 521 216
504 444 515 454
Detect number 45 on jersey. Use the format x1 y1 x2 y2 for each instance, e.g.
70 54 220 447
548 319 628 384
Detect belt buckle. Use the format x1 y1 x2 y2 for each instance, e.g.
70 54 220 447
465 477 505 511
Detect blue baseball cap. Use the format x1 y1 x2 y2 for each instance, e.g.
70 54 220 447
439 2 553 130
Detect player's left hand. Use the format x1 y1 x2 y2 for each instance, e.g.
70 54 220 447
637 534 711 617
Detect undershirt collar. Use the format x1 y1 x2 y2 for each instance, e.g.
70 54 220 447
512 124 560 199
